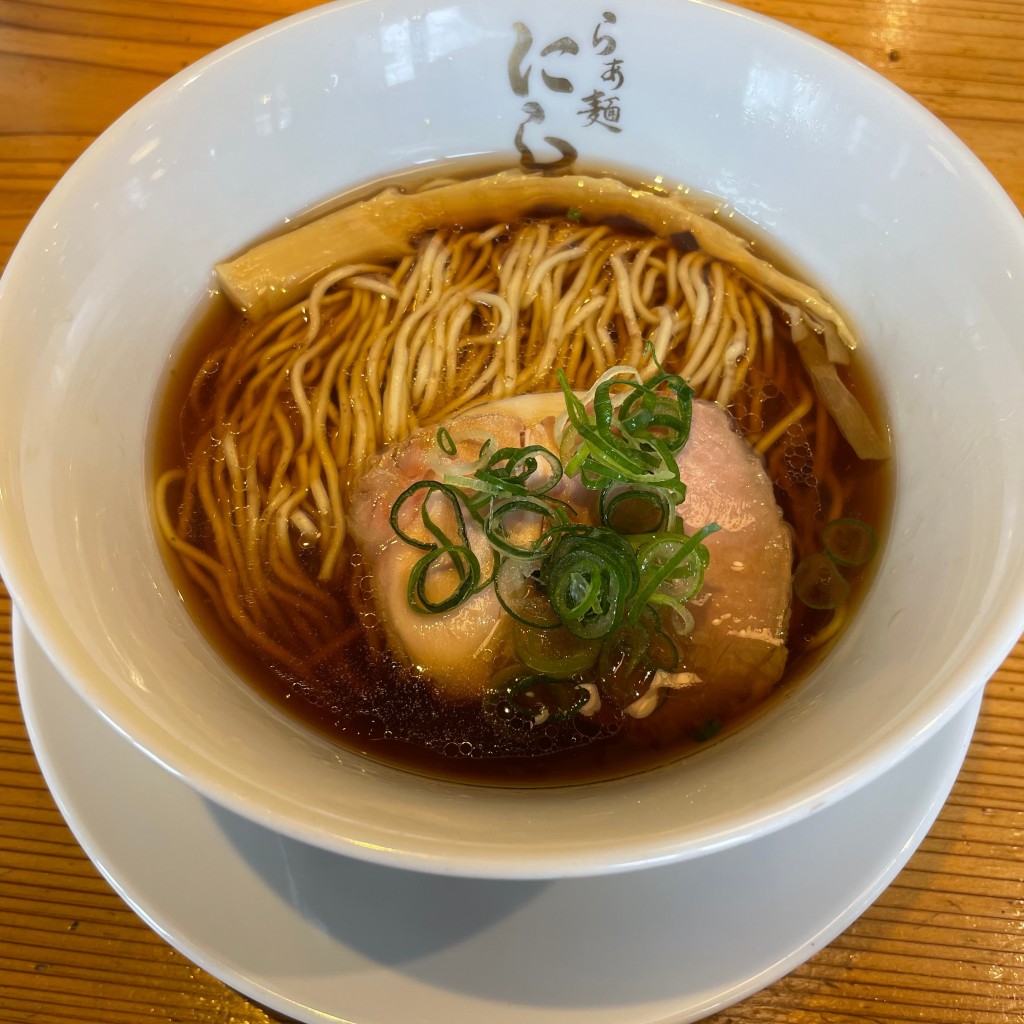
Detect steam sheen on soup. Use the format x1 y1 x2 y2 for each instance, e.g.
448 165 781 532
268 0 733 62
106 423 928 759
153 168 890 785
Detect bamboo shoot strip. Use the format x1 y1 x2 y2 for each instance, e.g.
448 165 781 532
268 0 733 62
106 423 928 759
215 170 858 351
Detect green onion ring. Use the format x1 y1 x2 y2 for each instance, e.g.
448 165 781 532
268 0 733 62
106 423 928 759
513 622 600 677
436 426 457 456
793 552 851 610
407 543 481 614
494 556 561 629
389 480 469 552
485 497 571 558
600 484 675 534
483 667 589 727
542 528 639 639
822 517 878 567
628 523 720 624
476 444 564 496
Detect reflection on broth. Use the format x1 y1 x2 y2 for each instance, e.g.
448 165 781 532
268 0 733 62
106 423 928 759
152 166 890 786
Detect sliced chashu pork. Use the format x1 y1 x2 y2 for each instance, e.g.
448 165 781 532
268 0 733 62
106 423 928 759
347 395 590 698
348 393 792 708
652 401 793 725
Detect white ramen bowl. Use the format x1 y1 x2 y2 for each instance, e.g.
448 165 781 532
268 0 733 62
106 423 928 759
0 0 1022 879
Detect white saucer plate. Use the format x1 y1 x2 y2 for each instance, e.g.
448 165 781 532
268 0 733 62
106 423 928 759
15 612 981 1024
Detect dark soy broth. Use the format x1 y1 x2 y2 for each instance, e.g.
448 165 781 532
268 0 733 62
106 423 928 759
152 172 891 787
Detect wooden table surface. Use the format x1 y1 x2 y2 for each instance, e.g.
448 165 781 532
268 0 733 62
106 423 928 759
1 1 1022 1021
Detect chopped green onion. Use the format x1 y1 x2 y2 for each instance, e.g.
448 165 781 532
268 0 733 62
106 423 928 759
793 552 851 610
484 667 589 727
407 543 481 614
485 497 571 558
600 484 675 534
597 609 678 707
513 622 599 677
646 591 696 637
822 517 878 567
541 527 639 640
617 369 694 455
643 608 681 672
494 556 560 629
445 444 568 519
389 480 470 551
567 207 581 222
556 368 692 503
597 620 651 697
389 481 483 614
436 426 457 456
477 444 564 495
388 364 723 715
628 523 719 625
